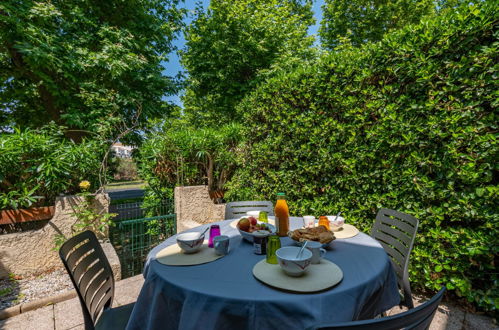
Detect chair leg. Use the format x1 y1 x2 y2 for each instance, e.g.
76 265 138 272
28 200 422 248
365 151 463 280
402 288 415 309
401 277 415 309
405 296 415 309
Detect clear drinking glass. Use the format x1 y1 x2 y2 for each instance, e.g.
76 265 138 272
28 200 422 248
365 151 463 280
266 235 281 264
259 211 268 223
302 216 316 228
208 225 221 248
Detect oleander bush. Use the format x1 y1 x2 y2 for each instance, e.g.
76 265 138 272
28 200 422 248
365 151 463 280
226 2 498 313
137 121 242 205
0 125 105 209
111 158 139 181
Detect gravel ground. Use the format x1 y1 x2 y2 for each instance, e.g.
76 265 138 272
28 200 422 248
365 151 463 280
0 269 73 310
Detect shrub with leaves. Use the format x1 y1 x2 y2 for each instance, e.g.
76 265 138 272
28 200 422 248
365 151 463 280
0 125 104 209
319 0 469 49
227 2 498 313
54 182 116 249
110 158 139 181
137 121 243 204
70 194 115 238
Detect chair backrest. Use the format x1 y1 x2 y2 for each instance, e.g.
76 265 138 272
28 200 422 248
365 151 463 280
225 201 274 219
311 287 446 330
371 208 419 308
59 230 115 330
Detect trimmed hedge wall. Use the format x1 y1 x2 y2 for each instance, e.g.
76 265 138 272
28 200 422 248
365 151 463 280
227 3 498 312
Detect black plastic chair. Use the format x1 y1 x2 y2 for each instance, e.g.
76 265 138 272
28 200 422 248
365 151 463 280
225 201 274 219
59 230 134 330
310 287 446 330
371 208 419 308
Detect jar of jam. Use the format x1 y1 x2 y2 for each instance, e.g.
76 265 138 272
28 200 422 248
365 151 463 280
253 230 270 255
318 216 331 230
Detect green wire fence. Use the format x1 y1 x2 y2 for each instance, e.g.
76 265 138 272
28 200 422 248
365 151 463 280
109 199 175 278
117 214 176 278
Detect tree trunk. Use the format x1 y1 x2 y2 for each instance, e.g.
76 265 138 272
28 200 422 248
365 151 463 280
7 44 62 121
64 129 88 143
5 42 87 141
207 154 214 191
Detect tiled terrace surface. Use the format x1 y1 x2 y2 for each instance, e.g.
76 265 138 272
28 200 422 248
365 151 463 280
0 274 496 330
0 275 143 330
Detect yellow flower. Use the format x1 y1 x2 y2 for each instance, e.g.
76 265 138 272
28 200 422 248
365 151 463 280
79 180 91 191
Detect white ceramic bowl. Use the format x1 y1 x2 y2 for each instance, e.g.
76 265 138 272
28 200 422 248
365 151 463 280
326 216 345 231
237 218 276 242
276 246 313 277
176 232 204 254
238 223 276 242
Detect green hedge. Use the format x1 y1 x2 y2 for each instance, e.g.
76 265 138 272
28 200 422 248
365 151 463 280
226 3 498 312
136 122 242 209
0 126 104 209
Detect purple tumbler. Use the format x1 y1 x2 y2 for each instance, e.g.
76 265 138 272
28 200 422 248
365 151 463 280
208 225 221 248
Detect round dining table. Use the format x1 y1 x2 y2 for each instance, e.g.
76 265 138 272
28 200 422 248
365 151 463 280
126 217 400 330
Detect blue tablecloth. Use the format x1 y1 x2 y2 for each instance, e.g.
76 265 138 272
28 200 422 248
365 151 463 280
126 218 400 330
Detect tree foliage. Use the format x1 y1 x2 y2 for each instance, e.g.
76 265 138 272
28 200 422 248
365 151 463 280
319 0 467 49
227 2 499 312
181 0 315 127
0 0 184 141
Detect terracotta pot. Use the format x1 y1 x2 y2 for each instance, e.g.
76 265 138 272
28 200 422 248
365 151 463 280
0 206 55 225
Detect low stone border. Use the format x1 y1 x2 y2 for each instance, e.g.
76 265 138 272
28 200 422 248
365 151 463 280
0 194 110 278
0 289 76 320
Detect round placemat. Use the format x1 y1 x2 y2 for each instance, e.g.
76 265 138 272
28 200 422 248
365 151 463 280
156 243 223 266
333 224 359 239
252 259 343 293
230 217 276 228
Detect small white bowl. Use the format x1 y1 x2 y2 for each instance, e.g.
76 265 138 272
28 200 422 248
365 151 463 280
177 232 204 254
276 246 313 277
326 216 345 232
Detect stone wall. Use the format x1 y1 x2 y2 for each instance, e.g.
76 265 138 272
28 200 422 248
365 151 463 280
0 194 120 280
174 186 226 233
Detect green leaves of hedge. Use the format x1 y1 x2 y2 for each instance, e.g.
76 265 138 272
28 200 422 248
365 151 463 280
0 126 104 209
137 121 243 201
227 2 499 312
320 0 437 49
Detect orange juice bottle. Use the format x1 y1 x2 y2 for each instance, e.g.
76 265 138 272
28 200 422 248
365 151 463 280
274 193 289 237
